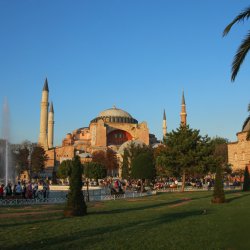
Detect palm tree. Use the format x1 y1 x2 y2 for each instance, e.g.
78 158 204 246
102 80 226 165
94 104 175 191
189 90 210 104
223 6 250 81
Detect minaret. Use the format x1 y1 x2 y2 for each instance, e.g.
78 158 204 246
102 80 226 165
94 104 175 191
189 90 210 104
38 78 49 150
180 90 187 126
48 102 54 149
162 109 167 138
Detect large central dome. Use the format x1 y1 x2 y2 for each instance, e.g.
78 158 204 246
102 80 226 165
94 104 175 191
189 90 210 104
98 106 132 118
90 106 138 124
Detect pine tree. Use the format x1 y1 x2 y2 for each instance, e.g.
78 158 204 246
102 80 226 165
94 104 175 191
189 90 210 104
64 156 87 216
212 166 225 203
243 166 250 191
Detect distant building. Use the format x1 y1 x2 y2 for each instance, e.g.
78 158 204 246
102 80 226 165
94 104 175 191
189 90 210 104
37 79 187 178
37 79 165 177
228 116 250 171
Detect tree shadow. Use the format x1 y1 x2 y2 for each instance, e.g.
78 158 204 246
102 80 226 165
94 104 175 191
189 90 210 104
89 198 192 216
226 192 250 203
4 209 205 250
0 215 65 228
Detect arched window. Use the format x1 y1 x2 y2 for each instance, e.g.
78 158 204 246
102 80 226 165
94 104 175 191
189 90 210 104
107 129 132 145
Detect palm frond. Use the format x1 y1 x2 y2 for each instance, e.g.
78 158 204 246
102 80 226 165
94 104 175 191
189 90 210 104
231 31 250 81
242 116 250 131
223 6 250 36
248 103 250 112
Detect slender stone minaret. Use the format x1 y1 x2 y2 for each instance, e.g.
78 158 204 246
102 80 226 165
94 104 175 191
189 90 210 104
48 102 54 149
180 90 187 126
162 109 167 138
38 78 49 150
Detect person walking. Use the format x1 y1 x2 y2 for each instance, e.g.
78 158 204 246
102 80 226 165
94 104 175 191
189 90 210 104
15 181 22 196
42 182 47 199
22 183 27 199
5 183 12 197
27 182 33 199
0 184 4 199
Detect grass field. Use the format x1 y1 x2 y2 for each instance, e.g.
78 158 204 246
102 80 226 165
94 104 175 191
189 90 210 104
0 190 250 250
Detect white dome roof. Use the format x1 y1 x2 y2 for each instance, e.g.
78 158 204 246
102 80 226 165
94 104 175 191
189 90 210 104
99 106 132 118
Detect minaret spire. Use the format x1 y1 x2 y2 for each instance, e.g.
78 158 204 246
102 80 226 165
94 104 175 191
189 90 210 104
43 77 49 92
38 78 49 150
181 90 185 105
48 101 54 149
180 90 187 126
162 109 167 138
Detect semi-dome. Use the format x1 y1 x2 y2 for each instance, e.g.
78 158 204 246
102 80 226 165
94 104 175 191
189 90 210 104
118 140 145 155
98 106 132 118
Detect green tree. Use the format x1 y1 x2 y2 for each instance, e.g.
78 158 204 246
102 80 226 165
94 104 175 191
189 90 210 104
84 162 107 184
223 6 250 81
243 166 250 191
154 145 171 178
64 156 87 216
212 166 225 203
84 162 106 201
30 146 48 177
14 147 29 177
121 142 153 180
157 125 213 191
206 137 231 174
57 160 73 179
131 151 155 192
106 148 118 176
121 148 130 179
92 149 118 176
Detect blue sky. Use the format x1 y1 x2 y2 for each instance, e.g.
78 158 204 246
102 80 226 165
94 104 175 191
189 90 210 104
0 0 250 145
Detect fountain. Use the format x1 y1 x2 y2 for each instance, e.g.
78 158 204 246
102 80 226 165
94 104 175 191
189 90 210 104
0 98 13 186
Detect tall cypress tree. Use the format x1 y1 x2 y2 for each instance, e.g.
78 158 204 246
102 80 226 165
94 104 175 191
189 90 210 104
243 166 250 191
121 148 130 179
64 156 87 216
212 166 225 203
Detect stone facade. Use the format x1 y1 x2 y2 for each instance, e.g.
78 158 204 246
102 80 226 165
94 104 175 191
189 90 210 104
38 81 188 178
228 131 250 171
228 115 250 171
44 105 152 177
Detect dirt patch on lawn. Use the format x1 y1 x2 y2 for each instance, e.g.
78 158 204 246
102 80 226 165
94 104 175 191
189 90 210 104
88 202 105 208
169 198 192 208
127 199 149 202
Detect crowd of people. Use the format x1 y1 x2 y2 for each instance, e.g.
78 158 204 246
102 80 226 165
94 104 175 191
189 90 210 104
0 180 50 199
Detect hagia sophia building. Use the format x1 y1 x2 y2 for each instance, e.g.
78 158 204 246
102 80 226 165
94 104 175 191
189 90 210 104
38 78 187 178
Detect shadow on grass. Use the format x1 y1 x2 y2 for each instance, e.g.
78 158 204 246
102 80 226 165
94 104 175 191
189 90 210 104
0 215 65 228
4 209 204 250
89 193 213 216
226 191 250 203
89 198 192 216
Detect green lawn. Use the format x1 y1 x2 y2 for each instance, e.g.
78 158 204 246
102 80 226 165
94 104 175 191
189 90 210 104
0 190 250 250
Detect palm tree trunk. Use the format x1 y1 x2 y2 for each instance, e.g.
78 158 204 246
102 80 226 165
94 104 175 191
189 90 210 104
86 179 89 202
